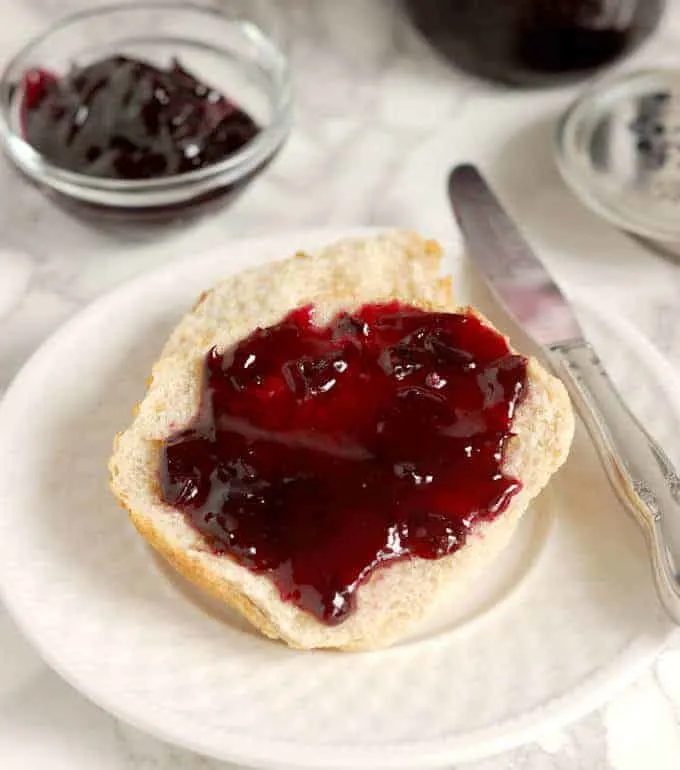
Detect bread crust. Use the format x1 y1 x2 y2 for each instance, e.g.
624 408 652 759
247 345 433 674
109 232 574 650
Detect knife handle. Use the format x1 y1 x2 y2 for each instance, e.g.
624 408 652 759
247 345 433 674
549 339 680 623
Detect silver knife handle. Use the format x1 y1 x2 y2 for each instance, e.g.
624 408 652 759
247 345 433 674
549 339 680 622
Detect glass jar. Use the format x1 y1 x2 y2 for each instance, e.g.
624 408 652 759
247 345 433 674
406 0 665 87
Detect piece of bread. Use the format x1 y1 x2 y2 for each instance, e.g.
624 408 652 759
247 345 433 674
109 231 574 651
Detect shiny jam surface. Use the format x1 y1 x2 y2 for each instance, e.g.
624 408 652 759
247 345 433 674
20 55 259 180
160 303 528 624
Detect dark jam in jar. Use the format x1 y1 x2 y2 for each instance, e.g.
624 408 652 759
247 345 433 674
160 303 528 625
407 0 664 87
19 55 260 179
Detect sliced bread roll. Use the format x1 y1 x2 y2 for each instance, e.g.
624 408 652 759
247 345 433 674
109 231 574 651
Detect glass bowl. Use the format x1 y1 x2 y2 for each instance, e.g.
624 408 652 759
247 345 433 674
0 2 292 223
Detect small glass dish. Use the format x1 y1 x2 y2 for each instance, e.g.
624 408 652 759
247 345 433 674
556 68 680 256
0 2 291 223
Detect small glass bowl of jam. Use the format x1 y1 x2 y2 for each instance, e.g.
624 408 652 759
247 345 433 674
0 2 291 222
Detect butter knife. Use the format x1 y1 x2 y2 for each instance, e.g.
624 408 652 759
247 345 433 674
449 163 680 624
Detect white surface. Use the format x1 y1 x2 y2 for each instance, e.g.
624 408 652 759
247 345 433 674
0 230 676 769
1 1 680 769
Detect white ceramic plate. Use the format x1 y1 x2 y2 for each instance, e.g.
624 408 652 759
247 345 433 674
0 228 676 770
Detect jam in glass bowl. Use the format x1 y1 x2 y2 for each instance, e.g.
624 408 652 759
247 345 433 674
0 3 291 222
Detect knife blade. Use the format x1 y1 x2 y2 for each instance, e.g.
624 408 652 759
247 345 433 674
449 164 583 347
449 162 680 625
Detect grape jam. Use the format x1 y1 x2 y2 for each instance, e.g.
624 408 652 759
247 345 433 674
160 303 527 624
19 55 259 179
407 0 663 87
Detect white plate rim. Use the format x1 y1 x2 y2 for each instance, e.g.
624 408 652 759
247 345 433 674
0 226 677 769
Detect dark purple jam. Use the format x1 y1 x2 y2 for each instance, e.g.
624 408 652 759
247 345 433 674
19 55 260 179
160 303 527 624
407 0 663 87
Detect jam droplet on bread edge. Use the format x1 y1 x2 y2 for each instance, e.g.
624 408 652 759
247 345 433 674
19 55 259 179
160 303 528 625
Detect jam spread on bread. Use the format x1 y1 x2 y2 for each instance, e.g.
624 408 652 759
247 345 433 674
160 303 527 624
19 56 259 179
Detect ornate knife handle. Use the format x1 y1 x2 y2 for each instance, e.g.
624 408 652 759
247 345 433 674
549 339 680 623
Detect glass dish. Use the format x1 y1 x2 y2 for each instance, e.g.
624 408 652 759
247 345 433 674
0 2 292 223
557 68 680 256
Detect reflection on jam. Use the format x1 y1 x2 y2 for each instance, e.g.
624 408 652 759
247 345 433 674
160 303 527 624
20 56 259 179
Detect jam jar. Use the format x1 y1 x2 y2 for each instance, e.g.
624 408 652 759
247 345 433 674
407 0 665 87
